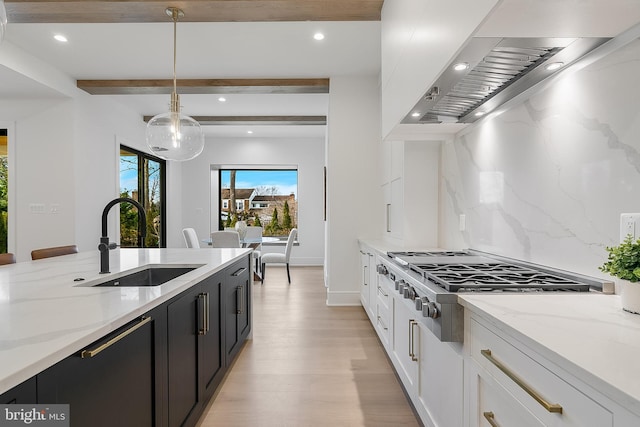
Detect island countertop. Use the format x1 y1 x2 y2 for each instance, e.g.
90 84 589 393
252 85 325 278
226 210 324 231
0 248 252 395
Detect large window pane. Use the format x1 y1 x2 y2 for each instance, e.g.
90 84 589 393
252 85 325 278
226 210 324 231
219 169 297 239
120 146 166 248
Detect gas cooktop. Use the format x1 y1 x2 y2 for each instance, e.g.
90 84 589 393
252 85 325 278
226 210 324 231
387 249 597 293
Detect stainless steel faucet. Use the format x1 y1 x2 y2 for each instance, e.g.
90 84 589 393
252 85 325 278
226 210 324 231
99 197 146 274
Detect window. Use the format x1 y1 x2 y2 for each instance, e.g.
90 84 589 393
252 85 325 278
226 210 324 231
219 169 298 239
120 146 166 247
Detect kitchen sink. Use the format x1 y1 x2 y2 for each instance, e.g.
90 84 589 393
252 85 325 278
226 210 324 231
90 266 199 287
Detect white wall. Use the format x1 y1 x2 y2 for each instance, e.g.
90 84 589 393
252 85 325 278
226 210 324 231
439 28 640 286
326 75 382 305
179 136 325 266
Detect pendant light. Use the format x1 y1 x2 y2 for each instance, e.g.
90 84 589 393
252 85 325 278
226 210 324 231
145 7 204 162
0 0 7 44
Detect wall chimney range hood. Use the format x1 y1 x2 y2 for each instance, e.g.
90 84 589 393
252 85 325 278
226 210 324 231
403 37 610 125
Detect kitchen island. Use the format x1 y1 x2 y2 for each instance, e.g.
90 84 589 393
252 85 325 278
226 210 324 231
0 247 252 425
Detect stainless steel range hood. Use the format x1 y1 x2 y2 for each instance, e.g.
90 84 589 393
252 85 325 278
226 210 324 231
402 37 610 124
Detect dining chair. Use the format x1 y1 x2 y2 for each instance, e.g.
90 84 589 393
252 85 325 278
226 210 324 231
244 226 263 275
210 231 241 248
182 228 200 248
31 245 78 260
261 228 297 284
0 253 16 265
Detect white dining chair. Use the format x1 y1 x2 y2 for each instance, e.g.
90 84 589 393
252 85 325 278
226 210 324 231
210 231 241 248
182 228 200 248
244 226 263 275
261 228 297 284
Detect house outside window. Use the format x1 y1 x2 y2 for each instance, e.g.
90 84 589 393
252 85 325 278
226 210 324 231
219 169 297 239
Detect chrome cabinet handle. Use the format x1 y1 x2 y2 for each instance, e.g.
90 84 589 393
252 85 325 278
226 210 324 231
236 285 244 314
386 204 391 232
204 292 210 333
481 349 563 413
232 267 247 277
408 319 418 362
483 411 499 427
363 265 368 286
377 285 388 297
377 315 388 331
197 293 207 335
81 316 152 358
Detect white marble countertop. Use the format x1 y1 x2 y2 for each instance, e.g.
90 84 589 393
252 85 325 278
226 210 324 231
0 248 251 395
459 293 640 417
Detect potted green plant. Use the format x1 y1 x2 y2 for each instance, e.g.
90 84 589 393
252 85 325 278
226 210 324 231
600 234 640 314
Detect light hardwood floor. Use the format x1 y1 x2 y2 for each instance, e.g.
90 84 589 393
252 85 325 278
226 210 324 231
197 266 421 427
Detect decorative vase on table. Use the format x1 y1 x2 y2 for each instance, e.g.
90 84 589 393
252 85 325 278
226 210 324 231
235 221 247 240
619 279 640 314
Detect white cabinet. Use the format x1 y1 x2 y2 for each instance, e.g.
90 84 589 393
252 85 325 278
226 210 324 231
391 291 418 390
390 278 464 427
381 141 440 247
358 243 377 322
465 314 614 427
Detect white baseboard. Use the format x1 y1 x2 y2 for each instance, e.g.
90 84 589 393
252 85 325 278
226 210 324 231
326 290 361 306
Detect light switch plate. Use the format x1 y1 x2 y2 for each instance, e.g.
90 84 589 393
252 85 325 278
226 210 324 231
620 213 640 242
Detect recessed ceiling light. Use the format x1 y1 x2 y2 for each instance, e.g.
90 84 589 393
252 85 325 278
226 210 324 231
545 62 564 71
453 62 469 71
54 34 68 42
411 112 420 117
313 32 325 41
247 130 253 134
218 97 226 102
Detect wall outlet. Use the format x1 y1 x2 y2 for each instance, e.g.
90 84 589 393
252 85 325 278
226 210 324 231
620 213 640 242
459 214 466 232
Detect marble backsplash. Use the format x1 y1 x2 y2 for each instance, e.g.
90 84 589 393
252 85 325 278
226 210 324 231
440 35 640 284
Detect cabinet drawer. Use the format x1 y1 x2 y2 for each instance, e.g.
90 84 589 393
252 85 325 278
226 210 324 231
376 276 391 310
469 318 612 427
376 301 391 346
477 370 544 427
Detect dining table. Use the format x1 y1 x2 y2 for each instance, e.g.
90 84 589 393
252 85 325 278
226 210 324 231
203 236 280 248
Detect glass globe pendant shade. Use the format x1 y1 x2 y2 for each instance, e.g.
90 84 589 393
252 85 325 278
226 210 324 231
0 0 7 44
146 110 204 162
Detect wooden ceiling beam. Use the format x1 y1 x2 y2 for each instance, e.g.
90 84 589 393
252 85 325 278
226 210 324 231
142 115 327 125
5 1 383 23
77 78 330 95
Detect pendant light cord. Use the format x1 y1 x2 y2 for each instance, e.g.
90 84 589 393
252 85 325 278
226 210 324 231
168 7 182 113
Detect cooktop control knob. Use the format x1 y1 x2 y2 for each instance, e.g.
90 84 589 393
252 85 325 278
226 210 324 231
403 285 416 300
376 264 388 275
423 302 440 319
415 296 429 311
395 279 405 292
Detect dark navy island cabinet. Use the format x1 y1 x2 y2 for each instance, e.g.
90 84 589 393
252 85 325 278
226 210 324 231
0 254 251 427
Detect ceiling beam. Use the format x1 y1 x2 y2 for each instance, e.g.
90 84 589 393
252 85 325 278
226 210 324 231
77 78 330 95
142 115 327 125
5 0 383 23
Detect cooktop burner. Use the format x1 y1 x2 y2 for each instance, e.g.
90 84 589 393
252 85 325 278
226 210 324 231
410 261 591 292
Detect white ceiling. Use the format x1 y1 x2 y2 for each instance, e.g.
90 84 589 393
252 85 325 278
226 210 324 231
2 0 640 138
1 21 381 137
